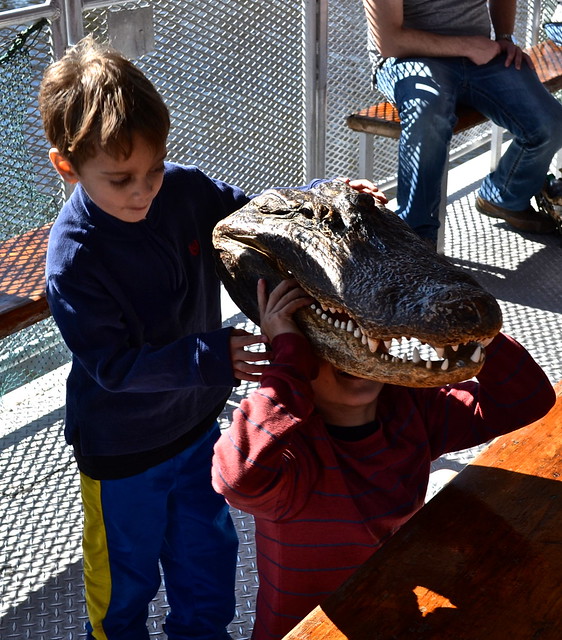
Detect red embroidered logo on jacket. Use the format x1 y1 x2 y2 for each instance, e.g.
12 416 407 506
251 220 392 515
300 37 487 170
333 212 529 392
189 240 200 256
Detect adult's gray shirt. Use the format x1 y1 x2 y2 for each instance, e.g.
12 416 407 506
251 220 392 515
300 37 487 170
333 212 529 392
403 0 491 37
367 0 492 80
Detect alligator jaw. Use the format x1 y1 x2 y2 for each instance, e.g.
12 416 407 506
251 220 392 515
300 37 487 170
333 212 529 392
299 303 487 386
214 241 495 386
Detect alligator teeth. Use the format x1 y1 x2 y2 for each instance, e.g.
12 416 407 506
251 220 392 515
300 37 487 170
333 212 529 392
470 345 482 363
311 305 485 371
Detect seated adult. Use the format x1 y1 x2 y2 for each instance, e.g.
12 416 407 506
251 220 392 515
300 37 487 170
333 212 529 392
212 278 555 639
362 0 562 244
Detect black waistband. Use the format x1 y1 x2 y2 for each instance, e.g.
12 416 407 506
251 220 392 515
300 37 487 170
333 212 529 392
74 398 227 480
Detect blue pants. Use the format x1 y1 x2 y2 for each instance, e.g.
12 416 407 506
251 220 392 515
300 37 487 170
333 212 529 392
376 54 562 241
80 423 238 640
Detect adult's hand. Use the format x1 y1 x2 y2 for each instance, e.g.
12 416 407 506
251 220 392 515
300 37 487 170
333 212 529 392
338 177 388 205
466 36 502 65
497 38 534 70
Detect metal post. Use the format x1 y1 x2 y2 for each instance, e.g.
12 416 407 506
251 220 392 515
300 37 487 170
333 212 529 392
304 0 328 181
63 0 84 45
49 0 68 59
529 0 542 46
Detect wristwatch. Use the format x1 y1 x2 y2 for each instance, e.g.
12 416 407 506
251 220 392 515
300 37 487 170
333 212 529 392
496 33 514 42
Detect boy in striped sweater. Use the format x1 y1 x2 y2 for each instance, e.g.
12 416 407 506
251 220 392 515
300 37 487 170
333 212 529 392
212 278 555 640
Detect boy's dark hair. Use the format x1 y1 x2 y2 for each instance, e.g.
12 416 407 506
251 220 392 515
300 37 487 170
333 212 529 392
38 35 170 170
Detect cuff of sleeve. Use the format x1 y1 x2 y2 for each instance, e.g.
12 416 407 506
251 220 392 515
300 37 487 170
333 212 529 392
197 326 237 386
270 333 319 379
476 332 521 384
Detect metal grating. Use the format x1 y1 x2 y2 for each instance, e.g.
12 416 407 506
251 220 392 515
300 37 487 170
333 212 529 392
2 1 562 638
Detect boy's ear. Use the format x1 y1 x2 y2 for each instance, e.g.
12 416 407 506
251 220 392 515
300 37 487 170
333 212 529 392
49 148 79 184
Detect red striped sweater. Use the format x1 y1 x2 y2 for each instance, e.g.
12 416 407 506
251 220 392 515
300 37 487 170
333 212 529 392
212 332 555 639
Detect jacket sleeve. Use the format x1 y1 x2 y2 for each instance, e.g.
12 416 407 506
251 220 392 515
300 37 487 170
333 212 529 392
46 270 236 393
212 333 320 519
422 332 556 458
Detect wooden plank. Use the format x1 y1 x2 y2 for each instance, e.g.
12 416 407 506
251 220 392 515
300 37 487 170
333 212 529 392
530 38 562 91
347 102 487 138
347 39 562 138
0 224 51 339
283 382 562 640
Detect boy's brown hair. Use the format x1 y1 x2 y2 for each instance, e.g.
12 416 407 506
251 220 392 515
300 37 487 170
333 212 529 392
38 35 170 171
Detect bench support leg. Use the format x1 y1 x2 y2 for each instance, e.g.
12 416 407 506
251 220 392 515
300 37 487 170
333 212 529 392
358 132 374 182
490 124 504 171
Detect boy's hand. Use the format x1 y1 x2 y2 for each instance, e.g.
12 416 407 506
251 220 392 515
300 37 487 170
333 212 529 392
230 329 269 382
337 177 388 205
258 278 314 342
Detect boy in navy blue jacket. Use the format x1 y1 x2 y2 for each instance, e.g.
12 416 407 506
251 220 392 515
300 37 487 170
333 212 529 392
38 36 383 640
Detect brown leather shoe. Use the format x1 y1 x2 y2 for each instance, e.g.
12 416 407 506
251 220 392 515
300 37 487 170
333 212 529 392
475 196 555 234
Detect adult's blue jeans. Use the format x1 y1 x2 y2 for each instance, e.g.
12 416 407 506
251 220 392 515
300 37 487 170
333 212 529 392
376 54 562 241
81 422 238 640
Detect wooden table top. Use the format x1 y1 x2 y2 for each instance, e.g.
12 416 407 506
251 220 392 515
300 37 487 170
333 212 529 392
284 382 562 640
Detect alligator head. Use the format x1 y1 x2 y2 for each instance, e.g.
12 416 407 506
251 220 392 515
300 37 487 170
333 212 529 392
212 180 502 387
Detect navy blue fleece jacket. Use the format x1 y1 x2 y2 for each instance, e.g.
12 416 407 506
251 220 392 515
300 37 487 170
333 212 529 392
46 162 321 470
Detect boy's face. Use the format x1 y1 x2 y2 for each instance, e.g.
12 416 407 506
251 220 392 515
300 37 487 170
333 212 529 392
60 135 167 223
311 360 384 426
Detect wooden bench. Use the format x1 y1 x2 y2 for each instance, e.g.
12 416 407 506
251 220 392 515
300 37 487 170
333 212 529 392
0 223 52 340
282 379 562 639
347 39 562 252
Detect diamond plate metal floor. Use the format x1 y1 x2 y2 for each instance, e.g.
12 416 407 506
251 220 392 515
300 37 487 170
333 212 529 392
2 152 561 638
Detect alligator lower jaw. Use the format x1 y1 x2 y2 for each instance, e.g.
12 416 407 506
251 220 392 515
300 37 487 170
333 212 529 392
297 304 488 387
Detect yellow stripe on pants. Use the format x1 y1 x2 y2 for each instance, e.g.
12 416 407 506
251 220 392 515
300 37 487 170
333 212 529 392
80 472 112 640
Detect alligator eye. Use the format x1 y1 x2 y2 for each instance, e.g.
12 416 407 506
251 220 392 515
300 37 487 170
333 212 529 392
300 203 314 219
